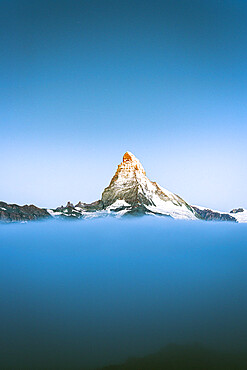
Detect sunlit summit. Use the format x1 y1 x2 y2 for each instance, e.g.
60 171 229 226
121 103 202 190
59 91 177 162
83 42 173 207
1 152 246 222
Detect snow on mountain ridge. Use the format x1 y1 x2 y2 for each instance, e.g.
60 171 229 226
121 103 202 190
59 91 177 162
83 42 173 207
101 152 196 219
45 152 246 222
1 152 246 222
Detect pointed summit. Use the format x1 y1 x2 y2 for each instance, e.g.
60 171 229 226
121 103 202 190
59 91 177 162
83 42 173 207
121 151 146 174
123 151 136 161
46 151 245 222
100 152 196 219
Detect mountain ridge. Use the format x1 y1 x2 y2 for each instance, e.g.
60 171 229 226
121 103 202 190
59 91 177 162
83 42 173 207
0 152 246 222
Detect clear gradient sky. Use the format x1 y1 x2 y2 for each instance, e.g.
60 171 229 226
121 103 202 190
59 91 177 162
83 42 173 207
1 0 247 210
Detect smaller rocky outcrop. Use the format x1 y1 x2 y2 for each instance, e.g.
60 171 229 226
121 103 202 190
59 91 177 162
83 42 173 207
0 201 51 222
230 208 244 214
80 200 103 211
192 206 236 222
66 201 74 208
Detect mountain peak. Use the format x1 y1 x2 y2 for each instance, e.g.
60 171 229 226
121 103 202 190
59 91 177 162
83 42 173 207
100 152 197 219
123 151 136 162
121 151 146 175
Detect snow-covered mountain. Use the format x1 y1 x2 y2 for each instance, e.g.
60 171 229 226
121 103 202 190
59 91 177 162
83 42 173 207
0 151 246 222
47 152 246 222
101 151 196 219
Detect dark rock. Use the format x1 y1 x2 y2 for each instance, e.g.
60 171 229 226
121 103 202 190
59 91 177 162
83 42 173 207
82 200 104 211
192 206 236 222
0 201 51 222
66 201 74 208
230 208 244 214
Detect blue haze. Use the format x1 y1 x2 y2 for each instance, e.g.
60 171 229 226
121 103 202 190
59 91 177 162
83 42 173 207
0 219 247 368
0 0 247 209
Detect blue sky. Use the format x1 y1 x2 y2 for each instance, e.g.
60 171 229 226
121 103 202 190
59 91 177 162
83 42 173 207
1 0 246 210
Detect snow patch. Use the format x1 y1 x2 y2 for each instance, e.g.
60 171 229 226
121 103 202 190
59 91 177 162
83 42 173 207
107 200 131 210
233 209 247 223
47 209 63 217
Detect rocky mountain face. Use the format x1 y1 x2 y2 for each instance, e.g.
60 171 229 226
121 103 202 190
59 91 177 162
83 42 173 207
47 152 246 222
1 152 246 222
191 206 236 222
0 201 51 222
100 151 196 218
